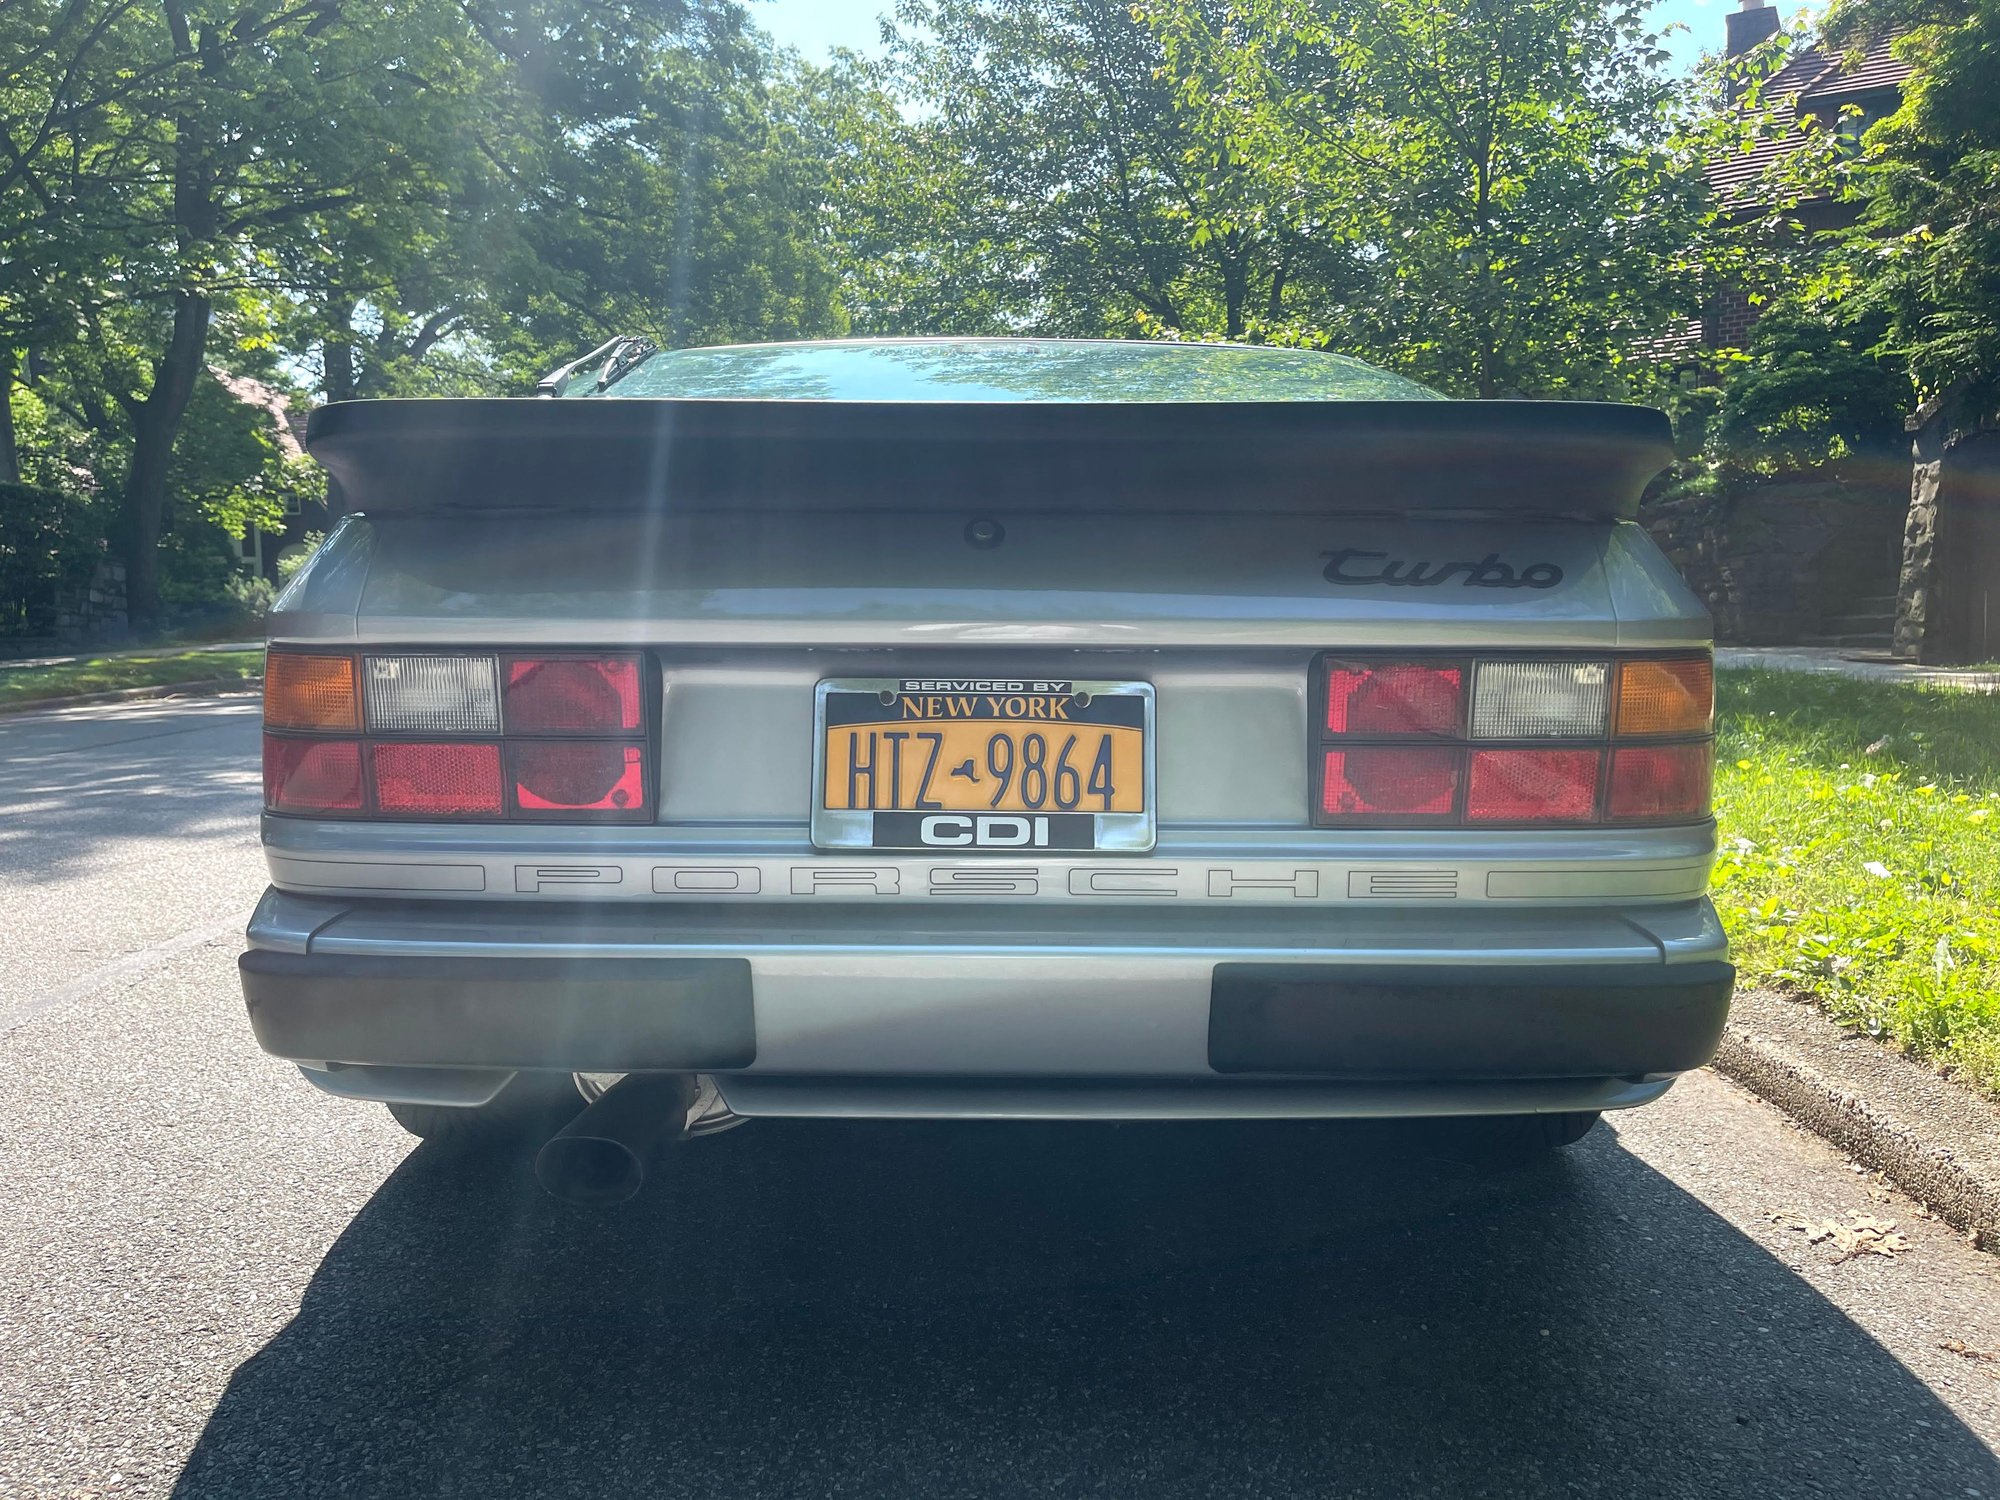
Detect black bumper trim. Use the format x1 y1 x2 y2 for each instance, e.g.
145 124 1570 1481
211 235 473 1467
239 951 755 1070
1208 961 1733 1078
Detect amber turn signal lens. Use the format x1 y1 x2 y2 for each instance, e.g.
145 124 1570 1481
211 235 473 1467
264 652 358 731
1616 657 1713 737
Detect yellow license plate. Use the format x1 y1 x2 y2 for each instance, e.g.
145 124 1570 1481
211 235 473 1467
813 678 1154 852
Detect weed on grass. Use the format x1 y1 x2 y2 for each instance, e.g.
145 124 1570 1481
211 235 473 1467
1713 669 2000 1097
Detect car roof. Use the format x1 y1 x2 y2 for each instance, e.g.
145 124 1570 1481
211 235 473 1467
587 337 1445 403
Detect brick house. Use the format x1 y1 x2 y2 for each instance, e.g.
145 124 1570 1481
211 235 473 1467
1691 7 1994 665
1700 0 1911 349
1642 4 1916 652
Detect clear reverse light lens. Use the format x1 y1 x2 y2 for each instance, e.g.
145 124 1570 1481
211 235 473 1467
363 655 500 735
1470 660 1609 739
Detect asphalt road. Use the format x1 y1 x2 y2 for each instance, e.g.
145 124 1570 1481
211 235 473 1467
3 696 1999 1499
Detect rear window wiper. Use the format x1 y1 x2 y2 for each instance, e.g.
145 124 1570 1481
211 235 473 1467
534 335 659 397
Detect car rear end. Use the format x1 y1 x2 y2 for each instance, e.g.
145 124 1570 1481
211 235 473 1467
239 340 1731 1140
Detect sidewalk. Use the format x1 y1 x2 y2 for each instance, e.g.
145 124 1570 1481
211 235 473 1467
1717 645 2000 692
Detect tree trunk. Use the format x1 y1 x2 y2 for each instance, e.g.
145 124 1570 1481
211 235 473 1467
1220 231 1248 339
0 348 18 486
118 290 212 628
117 0 215 630
1265 259 1289 325
322 297 357 403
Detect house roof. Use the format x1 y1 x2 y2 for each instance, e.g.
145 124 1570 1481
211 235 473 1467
1705 35 1912 195
210 368 308 460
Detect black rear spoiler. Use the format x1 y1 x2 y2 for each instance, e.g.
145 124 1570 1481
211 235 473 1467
304 397 1674 521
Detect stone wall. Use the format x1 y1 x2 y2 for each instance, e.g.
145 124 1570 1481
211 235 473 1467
1897 400 2000 664
1644 475 1906 646
51 560 129 648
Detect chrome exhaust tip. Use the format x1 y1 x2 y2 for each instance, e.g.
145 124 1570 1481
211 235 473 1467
534 1072 696 1205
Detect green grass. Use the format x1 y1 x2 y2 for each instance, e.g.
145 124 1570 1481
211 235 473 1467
1713 668 2000 1096
0 649 263 708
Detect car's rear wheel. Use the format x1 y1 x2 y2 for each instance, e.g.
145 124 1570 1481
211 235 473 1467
386 1072 584 1148
1477 1110 1601 1156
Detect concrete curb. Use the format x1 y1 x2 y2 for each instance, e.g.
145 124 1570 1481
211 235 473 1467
1712 987 2000 1252
0 675 263 718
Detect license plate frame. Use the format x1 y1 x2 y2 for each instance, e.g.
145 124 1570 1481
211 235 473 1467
811 677 1156 854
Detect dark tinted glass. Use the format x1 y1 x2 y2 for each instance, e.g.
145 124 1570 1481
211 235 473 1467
589 338 1444 402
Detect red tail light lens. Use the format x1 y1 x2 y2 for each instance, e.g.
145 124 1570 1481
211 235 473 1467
511 742 647 817
1466 749 1600 822
371 743 503 816
1325 662 1463 737
504 656 642 734
1312 651 1713 827
264 736 363 813
1321 746 1459 819
264 647 653 822
1609 744 1713 821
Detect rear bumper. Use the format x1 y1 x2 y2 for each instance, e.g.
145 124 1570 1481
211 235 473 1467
242 889 1730 1118
240 952 757 1071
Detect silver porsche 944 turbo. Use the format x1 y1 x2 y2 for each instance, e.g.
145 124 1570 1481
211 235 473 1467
239 337 1732 1201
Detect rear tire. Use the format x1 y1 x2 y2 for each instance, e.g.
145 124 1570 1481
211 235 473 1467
386 1073 584 1148
1476 1109 1601 1157
1526 1109 1601 1149
1424 1109 1601 1165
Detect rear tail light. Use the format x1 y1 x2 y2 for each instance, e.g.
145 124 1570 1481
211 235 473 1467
264 736 363 812
1615 657 1714 737
504 656 642 734
363 655 501 734
1321 746 1459 820
1608 743 1713 821
511 742 646 814
263 648 650 821
1323 663 1463 736
371 742 504 816
1469 661 1608 738
1314 653 1713 827
1466 748 1600 822
264 653 358 731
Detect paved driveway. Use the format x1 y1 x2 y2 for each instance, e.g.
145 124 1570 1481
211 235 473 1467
2 697 1998 1499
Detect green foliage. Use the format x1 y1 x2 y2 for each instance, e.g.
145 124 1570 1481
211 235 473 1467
6 380 106 503
1 0 1975 627
1712 669 2000 1096
857 0 1715 396
1144 0 1713 398
156 521 248 619
3 0 858 623
1823 0 2000 406
221 573 278 630
167 376 292 542
276 531 326 584
1712 298 1908 471
861 0 1281 340
0 482 107 637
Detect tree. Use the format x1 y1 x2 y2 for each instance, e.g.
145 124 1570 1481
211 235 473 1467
1712 298 1908 472
1143 0 1710 397
2 1 860 624
1821 0 2000 409
870 0 1321 340
859 0 1712 396
2 1 464 624
470 6 855 385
